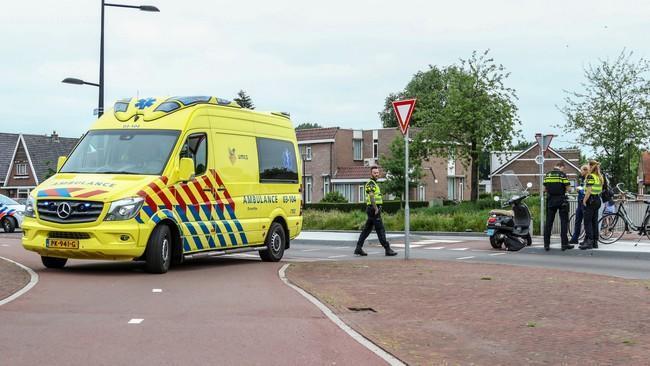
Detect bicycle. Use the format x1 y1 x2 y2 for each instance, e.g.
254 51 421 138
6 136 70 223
568 212 585 242
598 184 650 245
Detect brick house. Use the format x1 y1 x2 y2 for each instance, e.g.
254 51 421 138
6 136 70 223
296 127 471 203
0 132 78 199
490 143 581 193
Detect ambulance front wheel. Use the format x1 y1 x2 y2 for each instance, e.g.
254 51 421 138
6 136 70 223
145 224 172 274
259 222 285 262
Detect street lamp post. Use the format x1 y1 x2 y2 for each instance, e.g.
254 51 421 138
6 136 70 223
63 1 159 117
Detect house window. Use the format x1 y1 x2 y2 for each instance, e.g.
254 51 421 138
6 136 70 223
17 188 31 198
16 163 27 176
418 185 426 201
333 184 353 202
353 139 363 161
358 185 365 203
305 176 313 203
373 139 378 159
323 176 330 196
300 145 312 161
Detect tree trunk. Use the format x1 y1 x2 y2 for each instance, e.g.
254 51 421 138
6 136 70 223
470 142 479 202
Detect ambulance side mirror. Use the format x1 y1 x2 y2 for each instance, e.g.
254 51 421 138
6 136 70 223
57 156 67 172
178 158 195 182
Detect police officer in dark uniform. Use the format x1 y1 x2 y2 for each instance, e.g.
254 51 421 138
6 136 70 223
354 166 397 256
543 162 574 251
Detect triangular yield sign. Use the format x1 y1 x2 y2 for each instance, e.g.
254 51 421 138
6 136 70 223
392 99 417 135
535 133 554 153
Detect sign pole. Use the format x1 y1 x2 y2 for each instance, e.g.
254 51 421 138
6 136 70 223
404 131 410 260
535 133 554 237
392 98 417 260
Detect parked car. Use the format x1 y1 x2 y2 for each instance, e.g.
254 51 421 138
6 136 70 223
0 194 25 232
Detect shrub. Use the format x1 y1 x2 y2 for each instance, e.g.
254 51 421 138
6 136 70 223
320 191 348 203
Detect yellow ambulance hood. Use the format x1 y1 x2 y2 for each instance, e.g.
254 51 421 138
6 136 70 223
34 173 162 202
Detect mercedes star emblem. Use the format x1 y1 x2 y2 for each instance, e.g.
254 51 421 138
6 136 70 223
57 202 72 219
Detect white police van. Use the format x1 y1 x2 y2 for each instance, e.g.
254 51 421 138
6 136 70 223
0 194 24 233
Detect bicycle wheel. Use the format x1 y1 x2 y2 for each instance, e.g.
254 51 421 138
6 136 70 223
643 214 650 242
568 213 586 242
598 214 625 244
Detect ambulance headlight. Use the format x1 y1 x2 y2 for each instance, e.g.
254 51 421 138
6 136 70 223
25 197 36 218
104 197 144 221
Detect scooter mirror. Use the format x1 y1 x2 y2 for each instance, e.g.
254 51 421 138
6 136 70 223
526 182 533 188
493 196 500 202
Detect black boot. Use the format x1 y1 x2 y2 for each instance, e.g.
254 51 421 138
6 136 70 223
544 243 550 251
385 248 397 256
354 247 368 256
561 244 575 251
592 242 599 249
579 240 593 250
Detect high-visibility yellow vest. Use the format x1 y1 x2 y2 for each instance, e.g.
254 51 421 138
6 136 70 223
365 179 383 205
586 173 602 194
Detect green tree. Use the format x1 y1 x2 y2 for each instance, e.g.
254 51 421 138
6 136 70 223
559 50 650 188
381 135 423 201
234 90 255 109
295 122 323 130
380 50 521 201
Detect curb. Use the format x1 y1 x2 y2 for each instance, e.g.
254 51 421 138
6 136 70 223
0 256 39 307
522 246 650 260
278 264 405 366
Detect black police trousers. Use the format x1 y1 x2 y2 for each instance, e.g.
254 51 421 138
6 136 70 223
356 206 390 249
583 196 602 243
544 196 569 246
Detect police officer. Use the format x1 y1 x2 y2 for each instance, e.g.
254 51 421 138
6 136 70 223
354 166 397 256
580 160 603 250
569 164 590 244
543 161 574 251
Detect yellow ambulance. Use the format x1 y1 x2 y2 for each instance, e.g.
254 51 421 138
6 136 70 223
22 96 303 273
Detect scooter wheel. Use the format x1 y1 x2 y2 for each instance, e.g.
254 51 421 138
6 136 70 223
489 235 502 249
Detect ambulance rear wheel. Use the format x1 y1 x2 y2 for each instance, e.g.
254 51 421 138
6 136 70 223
2 217 16 233
145 225 172 274
41 256 67 269
259 222 285 262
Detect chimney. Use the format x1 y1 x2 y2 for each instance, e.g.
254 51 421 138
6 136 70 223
51 130 59 143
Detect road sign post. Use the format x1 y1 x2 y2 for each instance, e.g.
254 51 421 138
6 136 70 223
392 99 417 259
535 133 554 236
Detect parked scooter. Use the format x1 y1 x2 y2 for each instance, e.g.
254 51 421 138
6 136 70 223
486 182 533 251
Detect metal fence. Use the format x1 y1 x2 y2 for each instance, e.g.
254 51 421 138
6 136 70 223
549 198 648 235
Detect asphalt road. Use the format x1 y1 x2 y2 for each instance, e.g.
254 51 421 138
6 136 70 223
0 232 386 366
288 232 650 280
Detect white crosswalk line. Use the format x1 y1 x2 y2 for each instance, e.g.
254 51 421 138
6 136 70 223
449 248 469 251
414 239 461 244
327 255 347 259
424 247 445 250
392 243 423 248
489 252 506 256
301 249 321 252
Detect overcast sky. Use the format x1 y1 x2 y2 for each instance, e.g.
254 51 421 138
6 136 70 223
1 0 648 150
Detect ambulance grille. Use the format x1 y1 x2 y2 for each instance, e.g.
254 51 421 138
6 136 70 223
48 232 91 239
37 200 104 224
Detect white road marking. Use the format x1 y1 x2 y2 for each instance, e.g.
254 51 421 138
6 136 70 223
424 247 445 250
1 244 9 247
413 239 461 244
456 256 475 260
449 248 469 251
331 246 350 250
301 249 321 252
0 256 38 307
391 243 423 248
152 289 163 293
128 319 144 324
489 253 506 256
327 255 347 259
279 264 405 366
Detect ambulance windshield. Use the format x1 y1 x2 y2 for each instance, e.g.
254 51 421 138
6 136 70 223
60 130 180 175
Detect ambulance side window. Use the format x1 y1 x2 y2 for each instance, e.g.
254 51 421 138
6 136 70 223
180 133 208 176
